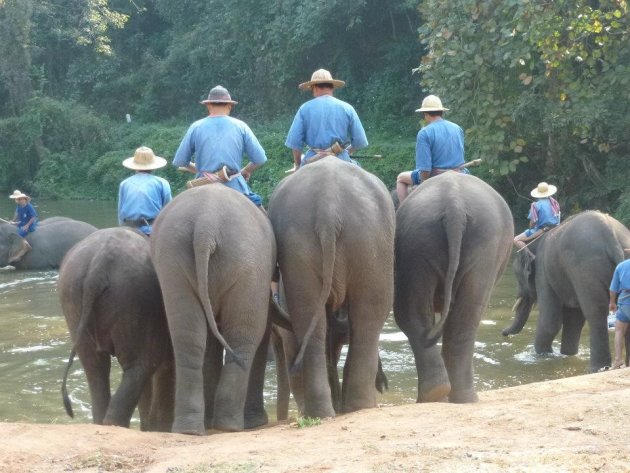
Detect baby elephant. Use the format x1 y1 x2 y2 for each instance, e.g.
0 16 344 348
59 227 174 431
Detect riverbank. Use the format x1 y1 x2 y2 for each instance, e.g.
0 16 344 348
1 368 628 473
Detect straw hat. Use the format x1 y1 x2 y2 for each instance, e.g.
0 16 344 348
122 147 167 171
530 182 557 198
298 69 346 90
416 95 449 112
9 190 29 200
200 85 238 105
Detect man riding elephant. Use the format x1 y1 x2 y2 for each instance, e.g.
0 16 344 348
173 85 267 207
285 69 368 171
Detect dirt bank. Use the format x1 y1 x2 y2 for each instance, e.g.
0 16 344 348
1 368 629 473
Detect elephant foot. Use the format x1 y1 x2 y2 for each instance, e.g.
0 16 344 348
172 418 206 435
244 409 269 429
448 389 479 404
419 383 451 403
213 413 245 432
302 405 336 420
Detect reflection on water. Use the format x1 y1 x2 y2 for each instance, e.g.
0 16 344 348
0 199 610 426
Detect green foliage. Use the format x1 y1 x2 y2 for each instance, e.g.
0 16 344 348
416 0 630 213
0 96 112 196
0 0 628 218
295 416 321 428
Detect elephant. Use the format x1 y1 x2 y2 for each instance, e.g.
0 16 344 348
268 157 395 419
0 217 97 269
272 280 389 420
150 184 283 434
59 227 174 431
394 172 513 403
502 210 630 372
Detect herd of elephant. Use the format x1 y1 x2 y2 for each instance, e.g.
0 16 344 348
2 158 629 434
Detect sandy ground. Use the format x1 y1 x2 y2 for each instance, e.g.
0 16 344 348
1 368 629 473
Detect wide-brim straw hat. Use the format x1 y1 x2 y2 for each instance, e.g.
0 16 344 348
416 94 449 112
122 146 167 171
9 190 29 200
298 69 346 90
200 85 238 105
530 181 557 198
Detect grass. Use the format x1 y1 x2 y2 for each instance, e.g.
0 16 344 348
295 416 322 428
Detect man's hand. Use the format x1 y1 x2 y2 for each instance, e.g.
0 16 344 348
240 162 257 181
284 164 298 174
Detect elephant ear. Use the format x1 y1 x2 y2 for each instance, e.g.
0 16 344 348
7 232 27 264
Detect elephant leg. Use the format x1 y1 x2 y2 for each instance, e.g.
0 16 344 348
146 360 175 432
441 281 488 403
243 324 270 429
574 291 611 372
163 279 208 435
203 330 223 429
394 293 450 403
104 364 151 427
327 310 346 413
341 295 387 413
212 294 267 431
79 347 111 425
137 380 152 431
284 275 334 418
560 308 585 356
534 287 563 355
271 326 290 421
586 316 612 372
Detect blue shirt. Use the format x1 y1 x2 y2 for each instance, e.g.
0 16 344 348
16 202 37 230
527 198 560 231
415 118 465 172
173 115 267 196
285 95 368 163
118 172 172 235
610 259 630 306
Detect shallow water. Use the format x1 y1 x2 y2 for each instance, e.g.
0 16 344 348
0 199 607 425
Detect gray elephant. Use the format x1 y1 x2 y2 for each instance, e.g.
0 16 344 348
503 210 630 372
272 307 389 420
151 184 281 434
394 172 513 403
268 157 395 419
59 227 174 431
0 217 97 269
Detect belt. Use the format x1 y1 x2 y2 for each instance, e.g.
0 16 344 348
123 217 154 227
430 167 466 176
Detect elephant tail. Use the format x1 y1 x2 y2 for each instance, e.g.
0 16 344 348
194 231 243 369
292 221 337 372
425 206 465 347
61 347 76 418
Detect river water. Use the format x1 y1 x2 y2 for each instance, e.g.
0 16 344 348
0 199 603 426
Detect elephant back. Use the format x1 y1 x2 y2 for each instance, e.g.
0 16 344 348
16 217 98 270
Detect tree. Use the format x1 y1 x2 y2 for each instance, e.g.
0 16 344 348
0 0 34 115
416 0 630 214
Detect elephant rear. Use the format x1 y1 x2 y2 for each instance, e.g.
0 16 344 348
58 227 173 431
394 172 513 403
268 157 395 418
151 185 276 433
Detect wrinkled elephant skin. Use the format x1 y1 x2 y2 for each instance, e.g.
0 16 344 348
504 210 630 372
268 157 395 419
59 227 174 431
0 217 97 269
151 185 276 434
394 173 513 403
